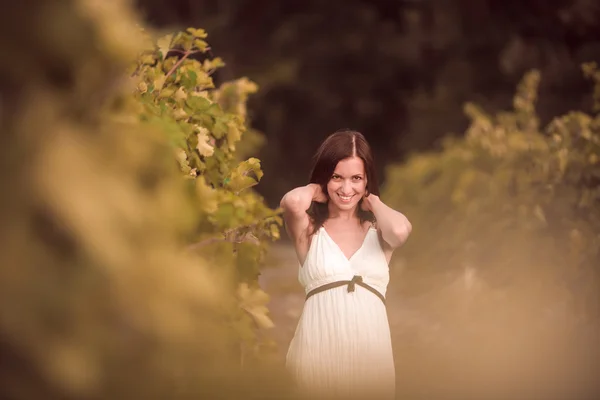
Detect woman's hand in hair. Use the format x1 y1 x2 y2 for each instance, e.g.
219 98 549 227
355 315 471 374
280 183 326 216
360 192 374 211
362 194 411 249
309 183 328 203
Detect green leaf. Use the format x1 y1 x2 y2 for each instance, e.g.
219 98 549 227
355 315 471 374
157 87 175 99
180 70 198 89
225 158 264 193
157 34 173 60
213 119 228 139
206 103 224 118
194 39 209 52
185 96 212 112
186 27 208 39
204 57 226 71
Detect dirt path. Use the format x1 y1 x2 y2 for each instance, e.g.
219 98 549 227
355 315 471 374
260 242 600 399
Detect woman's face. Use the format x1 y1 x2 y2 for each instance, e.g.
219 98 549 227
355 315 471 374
326 156 368 211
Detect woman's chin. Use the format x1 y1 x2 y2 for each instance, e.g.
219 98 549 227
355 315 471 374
330 199 358 210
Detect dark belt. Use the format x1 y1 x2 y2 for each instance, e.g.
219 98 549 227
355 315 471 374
305 275 386 304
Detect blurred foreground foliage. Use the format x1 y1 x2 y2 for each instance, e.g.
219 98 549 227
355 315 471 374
0 0 290 399
131 21 283 345
383 65 600 321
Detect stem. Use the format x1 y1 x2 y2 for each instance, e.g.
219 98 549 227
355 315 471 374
187 236 227 251
164 49 199 81
186 226 252 251
186 215 282 251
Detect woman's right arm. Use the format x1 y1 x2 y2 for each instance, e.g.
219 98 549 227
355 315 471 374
279 183 325 242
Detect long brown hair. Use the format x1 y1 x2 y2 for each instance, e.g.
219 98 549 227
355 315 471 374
307 129 379 233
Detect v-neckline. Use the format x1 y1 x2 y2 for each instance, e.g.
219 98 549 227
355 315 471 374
321 226 372 262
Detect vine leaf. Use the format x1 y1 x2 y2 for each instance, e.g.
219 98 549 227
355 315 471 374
225 158 263 193
157 34 173 60
237 283 274 329
196 126 214 157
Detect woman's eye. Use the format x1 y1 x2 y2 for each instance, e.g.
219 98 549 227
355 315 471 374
353 176 362 180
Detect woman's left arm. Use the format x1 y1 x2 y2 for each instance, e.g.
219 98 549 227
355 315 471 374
363 194 412 249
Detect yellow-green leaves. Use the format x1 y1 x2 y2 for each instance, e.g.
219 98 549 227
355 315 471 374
195 176 218 213
174 87 187 102
269 223 281 240
382 67 600 312
130 27 282 365
175 148 192 175
225 158 264 193
237 283 274 329
195 125 214 157
185 95 212 113
157 34 173 60
153 73 166 91
186 27 207 39
172 108 187 120
226 120 242 150
203 57 225 72
137 81 148 94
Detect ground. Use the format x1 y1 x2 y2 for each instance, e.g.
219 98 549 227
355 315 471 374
259 242 600 400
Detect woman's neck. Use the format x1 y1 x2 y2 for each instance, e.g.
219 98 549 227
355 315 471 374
327 205 358 221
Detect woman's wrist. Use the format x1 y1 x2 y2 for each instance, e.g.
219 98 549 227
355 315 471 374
365 193 379 206
306 183 321 200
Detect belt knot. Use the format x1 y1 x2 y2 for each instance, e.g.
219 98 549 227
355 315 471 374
347 275 363 293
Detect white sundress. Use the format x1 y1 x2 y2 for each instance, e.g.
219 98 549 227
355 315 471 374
285 226 396 399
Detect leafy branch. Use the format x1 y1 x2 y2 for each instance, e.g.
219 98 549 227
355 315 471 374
187 214 281 251
132 26 283 364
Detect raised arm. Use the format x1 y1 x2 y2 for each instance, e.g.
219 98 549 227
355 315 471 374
279 183 325 242
362 194 412 250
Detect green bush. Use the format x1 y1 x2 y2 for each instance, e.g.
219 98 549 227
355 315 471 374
382 66 600 319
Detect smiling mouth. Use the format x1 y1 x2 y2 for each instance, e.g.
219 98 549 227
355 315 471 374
338 193 354 202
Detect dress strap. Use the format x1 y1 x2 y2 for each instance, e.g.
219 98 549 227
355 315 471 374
305 275 386 304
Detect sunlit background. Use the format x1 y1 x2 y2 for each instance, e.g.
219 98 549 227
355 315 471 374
1 1 599 399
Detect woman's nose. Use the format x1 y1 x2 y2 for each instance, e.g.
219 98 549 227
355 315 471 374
342 180 352 192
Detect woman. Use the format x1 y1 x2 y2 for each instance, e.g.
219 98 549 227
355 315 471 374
280 129 412 399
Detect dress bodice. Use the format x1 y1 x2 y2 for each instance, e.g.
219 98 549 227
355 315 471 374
299 227 390 297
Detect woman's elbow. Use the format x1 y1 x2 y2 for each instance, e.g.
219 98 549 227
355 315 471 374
392 219 412 246
280 193 303 214
403 218 412 238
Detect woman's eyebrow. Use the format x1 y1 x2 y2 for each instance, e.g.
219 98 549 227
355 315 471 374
332 172 364 177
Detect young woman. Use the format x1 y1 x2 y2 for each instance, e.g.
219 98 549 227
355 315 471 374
280 130 412 399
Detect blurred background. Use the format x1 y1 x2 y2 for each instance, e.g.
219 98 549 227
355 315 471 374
1 1 599 400
136 0 600 208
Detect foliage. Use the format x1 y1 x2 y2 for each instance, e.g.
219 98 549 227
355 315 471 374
382 66 600 319
130 26 284 359
0 0 288 399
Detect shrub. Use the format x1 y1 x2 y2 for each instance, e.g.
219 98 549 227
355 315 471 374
382 66 600 320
